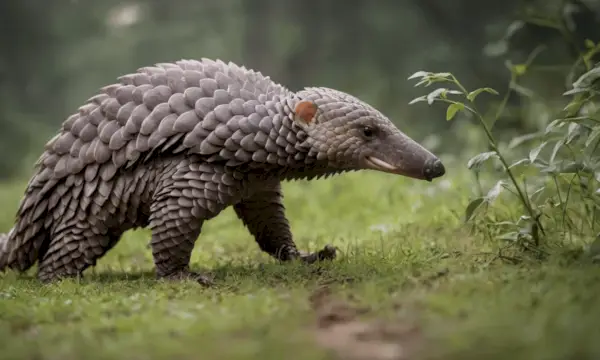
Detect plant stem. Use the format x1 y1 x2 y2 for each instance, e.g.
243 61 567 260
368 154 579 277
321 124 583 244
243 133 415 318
448 76 546 238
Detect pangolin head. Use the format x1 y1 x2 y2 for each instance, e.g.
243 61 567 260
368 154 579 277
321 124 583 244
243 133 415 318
291 87 445 182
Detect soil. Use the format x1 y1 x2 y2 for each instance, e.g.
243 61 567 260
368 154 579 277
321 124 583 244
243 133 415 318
309 286 424 360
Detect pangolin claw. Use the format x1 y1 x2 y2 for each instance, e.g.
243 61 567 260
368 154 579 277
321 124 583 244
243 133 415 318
299 244 338 264
160 270 215 286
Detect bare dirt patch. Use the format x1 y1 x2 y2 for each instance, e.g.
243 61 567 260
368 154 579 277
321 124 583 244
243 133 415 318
309 286 424 360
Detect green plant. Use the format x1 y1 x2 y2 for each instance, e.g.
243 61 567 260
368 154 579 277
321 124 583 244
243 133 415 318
407 42 600 257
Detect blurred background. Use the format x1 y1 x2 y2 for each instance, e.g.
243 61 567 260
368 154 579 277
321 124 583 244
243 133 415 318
1 0 599 181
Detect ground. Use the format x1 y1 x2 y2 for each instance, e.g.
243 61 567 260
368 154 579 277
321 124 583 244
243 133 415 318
1 156 599 360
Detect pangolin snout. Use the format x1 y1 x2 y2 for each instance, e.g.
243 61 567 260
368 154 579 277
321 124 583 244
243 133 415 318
422 157 445 181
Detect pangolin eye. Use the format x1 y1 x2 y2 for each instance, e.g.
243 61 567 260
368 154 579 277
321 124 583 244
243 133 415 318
362 126 375 139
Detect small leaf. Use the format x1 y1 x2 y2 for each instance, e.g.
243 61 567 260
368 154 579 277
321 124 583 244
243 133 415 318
566 123 582 144
542 160 586 174
585 126 600 147
467 87 499 102
493 221 519 227
529 141 548 163
509 158 531 169
505 20 525 39
446 103 464 121
545 119 566 134
465 197 486 222
585 39 595 49
549 139 565 163
595 171 600 183
496 231 519 242
563 99 583 115
563 87 587 96
566 64 600 94
530 186 546 202
485 180 506 202
408 96 427 105
408 71 430 80
429 72 452 80
467 151 499 169
414 78 431 87
513 64 527 76
427 88 447 104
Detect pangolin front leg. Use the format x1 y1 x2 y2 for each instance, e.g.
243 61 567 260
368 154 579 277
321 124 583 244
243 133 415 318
148 162 239 286
148 205 210 284
233 181 337 264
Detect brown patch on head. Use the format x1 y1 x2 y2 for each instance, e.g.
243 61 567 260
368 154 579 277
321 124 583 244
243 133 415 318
294 100 318 126
309 286 423 360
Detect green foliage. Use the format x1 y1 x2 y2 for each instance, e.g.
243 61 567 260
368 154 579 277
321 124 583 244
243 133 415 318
408 38 600 258
4 0 595 179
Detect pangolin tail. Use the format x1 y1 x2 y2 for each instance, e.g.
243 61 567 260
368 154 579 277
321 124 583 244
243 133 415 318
0 227 14 270
0 177 55 273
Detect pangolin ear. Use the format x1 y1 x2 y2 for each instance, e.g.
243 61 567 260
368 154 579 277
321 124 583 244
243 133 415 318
293 101 318 127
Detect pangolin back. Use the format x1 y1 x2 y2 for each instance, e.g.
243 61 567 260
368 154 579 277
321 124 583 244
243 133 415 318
0 58 296 271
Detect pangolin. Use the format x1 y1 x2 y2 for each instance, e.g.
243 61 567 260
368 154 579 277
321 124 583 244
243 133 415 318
0 58 445 284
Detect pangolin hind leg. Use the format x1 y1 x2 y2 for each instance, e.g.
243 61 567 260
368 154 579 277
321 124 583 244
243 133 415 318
35 172 141 282
37 227 122 282
233 181 337 263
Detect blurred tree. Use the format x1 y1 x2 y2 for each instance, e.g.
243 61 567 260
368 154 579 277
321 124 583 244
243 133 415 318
0 0 598 180
0 0 63 179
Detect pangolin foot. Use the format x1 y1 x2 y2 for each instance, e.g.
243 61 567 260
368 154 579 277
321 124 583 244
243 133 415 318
298 244 338 264
159 269 214 286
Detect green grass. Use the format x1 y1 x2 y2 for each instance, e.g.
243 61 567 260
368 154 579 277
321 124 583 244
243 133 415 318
1 157 599 360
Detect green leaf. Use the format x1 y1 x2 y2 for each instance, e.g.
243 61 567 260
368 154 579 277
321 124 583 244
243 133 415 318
513 64 527 76
464 197 485 222
509 158 531 169
585 39 595 49
414 78 432 87
529 141 548 163
467 151 499 170
446 103 464 121
549 139 565 163
545 119 566 134
427 88 447 104
565 64 600 94
408 96 427 105
585 126 600 147
563 87 588 96
435 72 452 78
541 160 586 174
466 87 499 102
496 231 519 242
566 123 582 144
563 99 584 115
505 20 525 39
407 71 430 80
485 180 506 202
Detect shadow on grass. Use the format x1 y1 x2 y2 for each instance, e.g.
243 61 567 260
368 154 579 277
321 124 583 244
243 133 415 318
2 236 595 291
84 261 362 288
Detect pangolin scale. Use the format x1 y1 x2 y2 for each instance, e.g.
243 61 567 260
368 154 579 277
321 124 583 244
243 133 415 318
0 58 445 284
